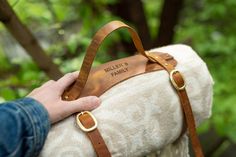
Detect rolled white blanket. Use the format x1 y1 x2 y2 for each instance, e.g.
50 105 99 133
146 134 189 157
40 44 213 157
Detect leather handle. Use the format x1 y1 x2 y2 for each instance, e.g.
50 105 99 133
62 21 148 100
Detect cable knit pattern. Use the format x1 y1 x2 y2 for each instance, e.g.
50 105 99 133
40 44 213 157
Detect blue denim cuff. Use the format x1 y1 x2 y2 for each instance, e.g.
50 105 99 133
14 97 51 157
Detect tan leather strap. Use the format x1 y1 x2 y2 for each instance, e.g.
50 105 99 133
76 112 111 157
62 21 149 100
147 53 204 157
75 52 176 98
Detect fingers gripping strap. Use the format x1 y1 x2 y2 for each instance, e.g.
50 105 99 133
63 21 147 100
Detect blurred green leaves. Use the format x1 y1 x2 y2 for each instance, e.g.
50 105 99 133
176 0 236 142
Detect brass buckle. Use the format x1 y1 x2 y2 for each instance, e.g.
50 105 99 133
170 70 186 90
76 111 98 132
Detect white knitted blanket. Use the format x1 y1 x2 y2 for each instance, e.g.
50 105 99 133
40 44 213 157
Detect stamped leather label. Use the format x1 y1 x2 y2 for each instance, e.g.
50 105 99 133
104 62 129 77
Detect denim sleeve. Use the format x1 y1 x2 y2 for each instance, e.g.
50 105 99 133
0 97 50 157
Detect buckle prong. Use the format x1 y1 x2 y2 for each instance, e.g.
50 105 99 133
76 111 98 132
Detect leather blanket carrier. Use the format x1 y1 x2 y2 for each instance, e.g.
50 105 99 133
40 21 213 157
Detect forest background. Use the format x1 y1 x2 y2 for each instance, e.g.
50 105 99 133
0 0 236 156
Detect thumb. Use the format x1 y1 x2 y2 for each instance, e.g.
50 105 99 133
64 96 101 114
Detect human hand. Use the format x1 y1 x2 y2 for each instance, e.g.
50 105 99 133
27 72 101 124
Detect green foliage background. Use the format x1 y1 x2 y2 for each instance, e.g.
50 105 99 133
175 0 236 143
0 0 236 152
